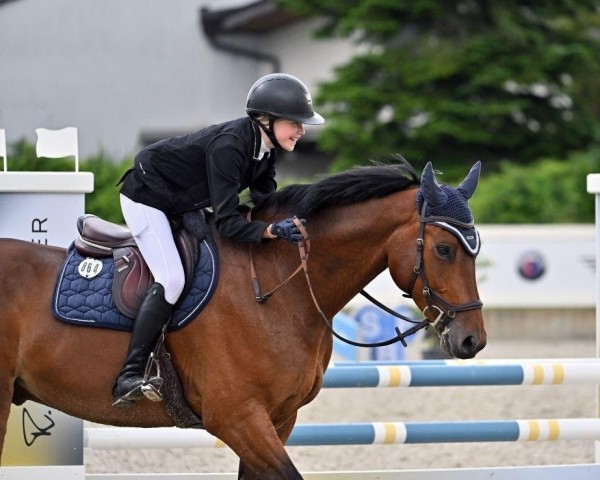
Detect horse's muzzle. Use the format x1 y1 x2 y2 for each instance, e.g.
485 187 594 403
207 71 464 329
441 324 487 359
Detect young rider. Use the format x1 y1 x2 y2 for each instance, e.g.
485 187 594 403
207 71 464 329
112 73 325 407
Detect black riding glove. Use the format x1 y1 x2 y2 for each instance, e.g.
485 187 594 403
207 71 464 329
270 217 306 245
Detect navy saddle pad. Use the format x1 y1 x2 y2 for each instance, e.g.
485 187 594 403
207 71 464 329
52 239 219 332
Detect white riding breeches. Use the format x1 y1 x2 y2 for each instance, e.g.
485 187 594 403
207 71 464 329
120 194 185 305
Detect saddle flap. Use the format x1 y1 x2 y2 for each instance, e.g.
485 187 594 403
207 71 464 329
112 246 154 318
174 228 200 307
111 228 199 319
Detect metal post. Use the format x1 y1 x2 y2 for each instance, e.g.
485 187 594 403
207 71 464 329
586 174 600 462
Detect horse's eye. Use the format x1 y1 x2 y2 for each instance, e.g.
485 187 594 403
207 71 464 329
436 245 452 258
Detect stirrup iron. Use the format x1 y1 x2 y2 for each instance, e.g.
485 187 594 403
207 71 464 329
141 351 163 402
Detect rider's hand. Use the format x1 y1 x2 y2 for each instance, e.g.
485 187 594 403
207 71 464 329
269 217 306 245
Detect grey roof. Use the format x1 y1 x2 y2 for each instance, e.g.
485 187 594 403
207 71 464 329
201 0 303 35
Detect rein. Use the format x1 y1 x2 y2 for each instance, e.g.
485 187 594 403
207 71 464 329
250 219 424 347
249 207 483 348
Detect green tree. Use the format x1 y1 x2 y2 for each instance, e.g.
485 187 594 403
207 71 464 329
470 149 600 223
277 1 600 177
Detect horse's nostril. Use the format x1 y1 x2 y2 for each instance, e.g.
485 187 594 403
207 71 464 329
461 335 479 356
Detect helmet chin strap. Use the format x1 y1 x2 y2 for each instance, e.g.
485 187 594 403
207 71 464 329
252 116 283 150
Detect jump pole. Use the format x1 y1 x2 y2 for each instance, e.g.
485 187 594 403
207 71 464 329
81 465 600 480
321 361 600 388
587 173 600 463
331 357 600 366
85 418 600 450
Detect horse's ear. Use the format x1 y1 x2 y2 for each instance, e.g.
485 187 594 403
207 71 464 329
421 162 447 207
457 161 481 200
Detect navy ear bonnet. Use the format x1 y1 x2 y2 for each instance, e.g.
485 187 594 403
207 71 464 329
416 162 481 256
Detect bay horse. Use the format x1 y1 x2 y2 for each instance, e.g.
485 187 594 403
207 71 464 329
0 159 486 479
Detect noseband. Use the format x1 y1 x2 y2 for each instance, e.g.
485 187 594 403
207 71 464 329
402 202 483 335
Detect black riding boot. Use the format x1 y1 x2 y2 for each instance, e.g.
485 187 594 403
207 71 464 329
112 282 172 407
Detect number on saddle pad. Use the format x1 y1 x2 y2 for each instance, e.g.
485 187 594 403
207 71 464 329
77 258 103 279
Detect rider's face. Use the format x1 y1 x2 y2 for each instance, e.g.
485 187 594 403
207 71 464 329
273 119 305 152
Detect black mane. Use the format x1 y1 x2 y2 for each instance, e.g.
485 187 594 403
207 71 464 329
252 156 420 217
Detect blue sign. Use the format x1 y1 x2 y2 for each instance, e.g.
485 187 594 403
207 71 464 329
355 305 421 360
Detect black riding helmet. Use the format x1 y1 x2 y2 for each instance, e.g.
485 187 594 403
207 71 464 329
246 73 324 149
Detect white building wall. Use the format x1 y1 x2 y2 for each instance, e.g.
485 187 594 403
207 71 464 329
0 0 354 161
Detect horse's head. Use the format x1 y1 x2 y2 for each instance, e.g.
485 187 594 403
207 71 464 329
389 161 486 359
250 157 485 358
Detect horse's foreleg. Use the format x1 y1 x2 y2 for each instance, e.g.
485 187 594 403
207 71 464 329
236 413 300 480
208 406 301 480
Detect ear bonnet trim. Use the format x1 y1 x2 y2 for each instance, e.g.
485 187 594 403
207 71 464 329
417 168 481 256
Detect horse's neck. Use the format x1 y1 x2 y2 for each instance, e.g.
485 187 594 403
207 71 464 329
308 193 415 316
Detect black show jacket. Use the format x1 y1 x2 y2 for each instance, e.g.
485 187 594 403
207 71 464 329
120 117 277 244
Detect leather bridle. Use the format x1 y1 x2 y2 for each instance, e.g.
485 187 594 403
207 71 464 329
402 202 484 335
249 205 483 348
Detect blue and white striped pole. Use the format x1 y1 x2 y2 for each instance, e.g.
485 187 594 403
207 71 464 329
85 419 600 450
322 362 600 388
288 419 600 445
331 358 600 367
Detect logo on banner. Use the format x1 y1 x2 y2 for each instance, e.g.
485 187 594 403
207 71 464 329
22 408 55 446
517 251 546 280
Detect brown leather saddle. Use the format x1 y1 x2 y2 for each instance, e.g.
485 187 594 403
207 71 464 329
74 214 199 319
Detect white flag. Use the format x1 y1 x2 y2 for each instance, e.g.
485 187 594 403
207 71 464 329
35 127 79 171
0 128 6 172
